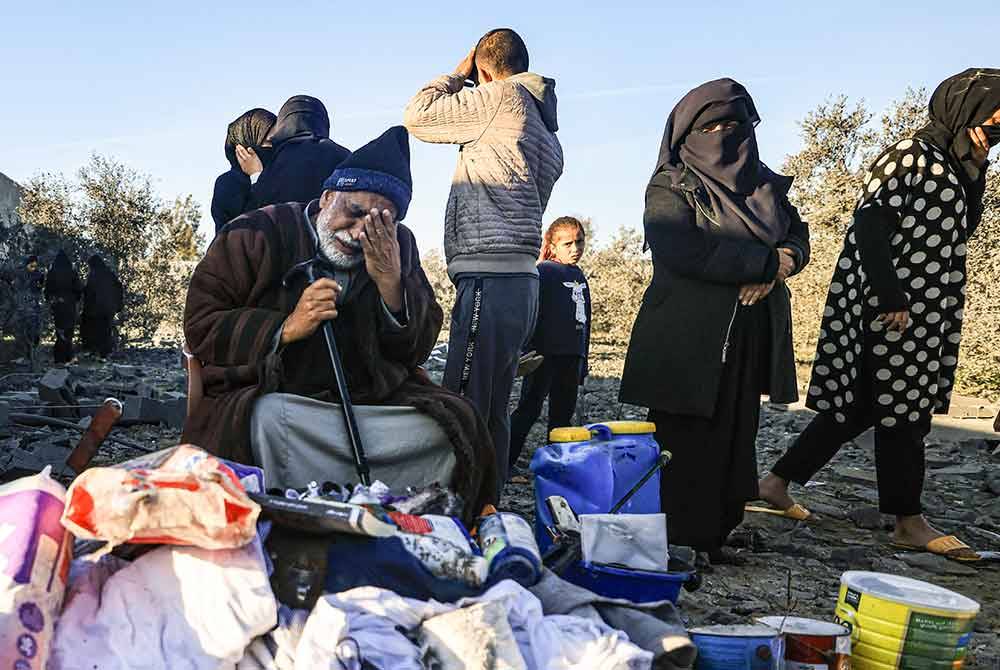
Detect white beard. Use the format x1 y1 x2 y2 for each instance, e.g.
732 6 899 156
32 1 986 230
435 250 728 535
316 203 364 270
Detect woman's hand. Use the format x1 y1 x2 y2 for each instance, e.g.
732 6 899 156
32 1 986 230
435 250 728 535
739 282 775 306
775 248 797 282
878 310 910 332
236 145 264 177
969 126 990 166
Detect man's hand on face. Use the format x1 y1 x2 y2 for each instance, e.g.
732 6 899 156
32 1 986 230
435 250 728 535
454 47 476 80
281 278 340 345
236 145 264 177
361 208 403 312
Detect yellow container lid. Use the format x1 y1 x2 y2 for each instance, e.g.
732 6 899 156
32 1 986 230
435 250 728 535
599 420 657 435
548 427 592 443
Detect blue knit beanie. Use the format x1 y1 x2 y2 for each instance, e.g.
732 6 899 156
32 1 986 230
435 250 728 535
323 126 412 220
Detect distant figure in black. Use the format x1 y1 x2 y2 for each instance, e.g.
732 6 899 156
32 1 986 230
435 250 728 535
10 255 46 366
236 95 350 209
211 108 277 233
80 255 124 359
45 250 83 364
509 217 591 469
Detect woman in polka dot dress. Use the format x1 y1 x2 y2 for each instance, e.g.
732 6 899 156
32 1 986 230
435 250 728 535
759 69 1000 560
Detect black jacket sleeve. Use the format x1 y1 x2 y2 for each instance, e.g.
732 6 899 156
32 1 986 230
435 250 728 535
643 173 778 285
777 196 811 276
211 171 251 234
854 205 908 312
964 165 988 237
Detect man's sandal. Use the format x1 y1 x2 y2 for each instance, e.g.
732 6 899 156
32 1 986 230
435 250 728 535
891 535 981 562
744 504 812 521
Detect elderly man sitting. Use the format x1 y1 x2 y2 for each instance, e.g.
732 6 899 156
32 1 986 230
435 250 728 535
182 126 496 517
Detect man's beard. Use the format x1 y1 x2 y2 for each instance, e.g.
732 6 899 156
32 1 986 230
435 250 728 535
316 206 364 270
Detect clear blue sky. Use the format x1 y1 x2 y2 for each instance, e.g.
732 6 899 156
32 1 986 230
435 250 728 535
0 1 993 250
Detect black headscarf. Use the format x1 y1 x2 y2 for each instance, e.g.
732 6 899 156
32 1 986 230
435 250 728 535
224 108 277 169
654 78 792 246
267 96 331 149
84 255 124 316
45 250 77 296
914 68 1000 184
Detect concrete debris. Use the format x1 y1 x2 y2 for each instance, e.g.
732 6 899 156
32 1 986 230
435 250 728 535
896 552 979 576
38 368 78 417
846 505 889 530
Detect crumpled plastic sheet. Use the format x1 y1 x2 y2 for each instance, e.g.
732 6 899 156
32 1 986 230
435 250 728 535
238 580 652 670
49 537 277 670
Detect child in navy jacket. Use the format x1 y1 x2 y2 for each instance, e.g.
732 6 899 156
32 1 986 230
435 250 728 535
509 217 591 469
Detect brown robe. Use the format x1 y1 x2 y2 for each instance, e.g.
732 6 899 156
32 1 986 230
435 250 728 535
182 200 496 519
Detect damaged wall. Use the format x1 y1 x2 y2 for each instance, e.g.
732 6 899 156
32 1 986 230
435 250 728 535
0 171 20 225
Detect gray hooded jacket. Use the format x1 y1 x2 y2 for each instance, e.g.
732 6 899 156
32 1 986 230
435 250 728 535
404 72 564 278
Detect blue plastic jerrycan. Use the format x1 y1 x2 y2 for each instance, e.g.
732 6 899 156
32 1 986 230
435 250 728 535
530 421 662 553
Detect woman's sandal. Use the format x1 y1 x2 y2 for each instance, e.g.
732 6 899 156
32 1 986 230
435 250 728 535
891 535 981 562
744 503 812 521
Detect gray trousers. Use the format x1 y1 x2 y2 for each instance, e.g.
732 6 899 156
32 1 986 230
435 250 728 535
443 274 539 490
250 393 456 491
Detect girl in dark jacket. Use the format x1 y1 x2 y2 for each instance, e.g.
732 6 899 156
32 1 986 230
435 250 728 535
619 79 810 558
509 217 591 468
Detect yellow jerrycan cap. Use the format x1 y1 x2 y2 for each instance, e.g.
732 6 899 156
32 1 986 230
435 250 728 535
548 427 592 443
598 420 657 435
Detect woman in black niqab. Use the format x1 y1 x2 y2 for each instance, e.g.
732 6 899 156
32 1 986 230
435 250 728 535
211 108 277 233
654 78 793 247
248 95 350 209
44 250 82 363
619 79 811 559
81 255 124 359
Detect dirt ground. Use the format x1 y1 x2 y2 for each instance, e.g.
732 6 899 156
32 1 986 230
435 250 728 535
502 344 1000 669
2 340 998 667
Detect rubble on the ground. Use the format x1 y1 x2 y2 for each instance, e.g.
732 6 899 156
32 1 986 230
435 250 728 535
0 347 188 484
2 341 998 668
500 345 1000 669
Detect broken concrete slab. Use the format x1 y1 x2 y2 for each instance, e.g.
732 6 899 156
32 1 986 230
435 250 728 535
120 395 163 425
38 368 78 418
832 466 878 485
986 470 1000 497
160 397 186 430
847 506 888 530
113 364 139 379
896 552 978 576
930 464 985 478
0 446 74 482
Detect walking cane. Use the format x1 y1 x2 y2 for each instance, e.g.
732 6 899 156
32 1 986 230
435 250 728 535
284 256 371 486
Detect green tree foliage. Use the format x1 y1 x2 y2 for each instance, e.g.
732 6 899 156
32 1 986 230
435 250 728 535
15 154 205 343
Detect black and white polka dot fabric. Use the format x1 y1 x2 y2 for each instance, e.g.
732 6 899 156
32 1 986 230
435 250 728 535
806 138 969 427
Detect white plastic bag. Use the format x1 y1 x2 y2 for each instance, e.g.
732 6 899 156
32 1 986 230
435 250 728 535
50 538 277 669
581 514 669 572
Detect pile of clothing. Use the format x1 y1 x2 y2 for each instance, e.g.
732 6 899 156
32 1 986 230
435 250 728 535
0 445 696 670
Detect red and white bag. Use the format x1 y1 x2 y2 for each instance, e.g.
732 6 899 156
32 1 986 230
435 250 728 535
62 445 259 552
